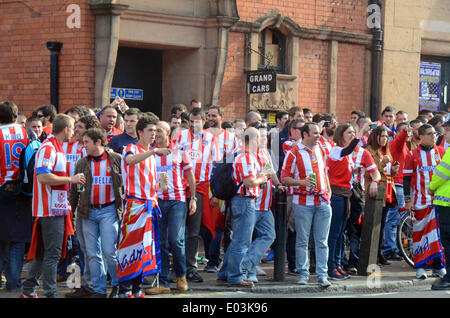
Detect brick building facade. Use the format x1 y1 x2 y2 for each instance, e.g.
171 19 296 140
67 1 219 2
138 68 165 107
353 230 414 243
5 1 446 124
0 0 95 116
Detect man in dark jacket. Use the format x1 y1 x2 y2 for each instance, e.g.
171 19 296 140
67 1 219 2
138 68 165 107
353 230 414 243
70 128 123 298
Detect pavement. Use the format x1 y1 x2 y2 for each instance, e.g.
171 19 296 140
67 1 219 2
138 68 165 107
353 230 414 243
179 258 440 295
0 256 442 298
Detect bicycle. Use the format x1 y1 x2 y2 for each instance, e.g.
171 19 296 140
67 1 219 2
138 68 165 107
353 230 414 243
396 209 415 268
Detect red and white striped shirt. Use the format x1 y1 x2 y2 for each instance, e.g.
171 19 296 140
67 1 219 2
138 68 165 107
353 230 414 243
121 143 158 207
106 127 123 144
0 123 28 186
282 138 298 195
403 145 446 210
33 136 70 217
281 143 328 206
351 145 378 189
318 135 334 158
90 152 115 206
154 146 193 201
327 145 354 190
173 129 219 184
233 146 261 198
207 128 237 162
255 148 274 211
62 140 86 177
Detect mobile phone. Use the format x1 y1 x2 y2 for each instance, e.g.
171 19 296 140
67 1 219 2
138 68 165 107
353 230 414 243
370 123 378 129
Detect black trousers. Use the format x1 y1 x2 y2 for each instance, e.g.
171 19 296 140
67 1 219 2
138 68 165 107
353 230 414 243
437 206 450 282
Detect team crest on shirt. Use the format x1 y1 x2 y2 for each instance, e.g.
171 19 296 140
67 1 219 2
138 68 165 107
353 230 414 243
43 158 49 166
107 166 111 172
58 191 66 203
434 153 440 162
202 140 209 146
310 154 316 162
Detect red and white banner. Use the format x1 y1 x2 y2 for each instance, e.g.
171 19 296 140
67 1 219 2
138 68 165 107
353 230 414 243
412 206 446 268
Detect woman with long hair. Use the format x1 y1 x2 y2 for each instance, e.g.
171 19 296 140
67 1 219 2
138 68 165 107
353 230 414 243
364 126 400 265
326 123 365 280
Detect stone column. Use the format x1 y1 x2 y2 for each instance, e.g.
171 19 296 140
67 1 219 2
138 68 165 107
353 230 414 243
89 1 129 108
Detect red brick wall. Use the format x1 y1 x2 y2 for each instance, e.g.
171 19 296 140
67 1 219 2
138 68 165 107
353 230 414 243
0 0 95 117
297 39 329 115
221 32 248 122
336 43 367 122
221 0 370 123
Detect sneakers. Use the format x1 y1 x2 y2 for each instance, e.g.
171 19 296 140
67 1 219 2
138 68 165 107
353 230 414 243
228 280 254 288
20 293 38 298
288 268 300 276
328 269 346 281
416 268 428 280
318 277 331 288
431 279 450 290
255 265 267 276
296 276 308 285
205 265 218 273
385 252 403 261
133 291 146 298
186 270 204 283
65 286 93 298
261 250 274 263
377 256 391 266
145 285 171 295
432 268 447 279
346 267 358 276
247 275 258 283
337 267 351 279
176 276 189 292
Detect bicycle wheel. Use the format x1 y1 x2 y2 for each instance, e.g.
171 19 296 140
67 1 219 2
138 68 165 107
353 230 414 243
396 213 415 268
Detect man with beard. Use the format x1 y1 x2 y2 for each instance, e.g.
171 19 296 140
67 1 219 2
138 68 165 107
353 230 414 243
312 113 338 157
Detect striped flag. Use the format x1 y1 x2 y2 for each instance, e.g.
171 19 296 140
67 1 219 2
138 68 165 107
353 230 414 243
412 206 446 268
116 197 161 283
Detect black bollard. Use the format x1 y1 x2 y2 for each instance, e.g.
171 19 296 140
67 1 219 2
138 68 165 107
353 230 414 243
358 185 385 276
273 189 287 281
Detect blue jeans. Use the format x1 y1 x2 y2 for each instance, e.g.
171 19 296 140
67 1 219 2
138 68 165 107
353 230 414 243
81 204 119 294
243 210 276 278
218 196 256 285
383 184 404 256
158 200 187 287
328 195 348 270
293 203 332 279
0 241 25 291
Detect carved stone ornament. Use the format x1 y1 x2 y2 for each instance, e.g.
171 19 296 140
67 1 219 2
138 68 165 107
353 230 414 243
250 79 296 111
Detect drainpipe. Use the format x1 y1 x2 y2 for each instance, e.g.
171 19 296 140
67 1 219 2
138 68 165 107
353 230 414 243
369 0 383 121
46 41 63 111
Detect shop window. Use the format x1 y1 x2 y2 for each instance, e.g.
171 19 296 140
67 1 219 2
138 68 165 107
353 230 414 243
257 28 286 74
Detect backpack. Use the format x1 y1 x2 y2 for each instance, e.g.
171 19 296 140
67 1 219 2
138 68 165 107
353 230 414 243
18 139 41 196
210 151 246 201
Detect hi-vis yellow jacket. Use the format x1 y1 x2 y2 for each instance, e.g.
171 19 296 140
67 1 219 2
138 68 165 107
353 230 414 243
430 148 450 207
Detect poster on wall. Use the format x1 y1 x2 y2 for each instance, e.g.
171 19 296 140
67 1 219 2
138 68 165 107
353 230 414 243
419 62 441 112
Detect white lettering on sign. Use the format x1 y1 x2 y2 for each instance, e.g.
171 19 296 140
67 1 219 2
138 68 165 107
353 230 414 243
249 74 273 83
251 85 271 93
